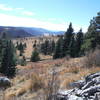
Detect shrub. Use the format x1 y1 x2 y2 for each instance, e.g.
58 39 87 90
83 48 100 67
20 56 26 66
29 73 44 91
31 49 40 62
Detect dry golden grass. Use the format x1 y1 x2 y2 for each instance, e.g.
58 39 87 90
2 56 100 100
28 73 44 91
13 36 58 59
4 37 99 100
60 67 100 89
5 72 44 100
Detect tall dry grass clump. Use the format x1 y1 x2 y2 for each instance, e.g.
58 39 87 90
4 72 44 100
28 73 44 92
83 48 100 67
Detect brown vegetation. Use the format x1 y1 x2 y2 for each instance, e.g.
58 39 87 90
0 55 99 100
0 37 99 100
83 48 100 67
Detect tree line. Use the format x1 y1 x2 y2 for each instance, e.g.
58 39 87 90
53 23 84 59
39 12 100 59
39 23 84 59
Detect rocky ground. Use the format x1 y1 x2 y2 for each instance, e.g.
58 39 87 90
58 72 100 100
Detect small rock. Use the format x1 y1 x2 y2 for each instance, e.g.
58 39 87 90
0 77 11 89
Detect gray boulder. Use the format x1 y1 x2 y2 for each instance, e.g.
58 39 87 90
0 77 11 89
57 72 100 100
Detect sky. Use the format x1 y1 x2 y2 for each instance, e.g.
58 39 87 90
0 0 100 32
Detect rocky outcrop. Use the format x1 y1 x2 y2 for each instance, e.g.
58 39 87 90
57 72 100 100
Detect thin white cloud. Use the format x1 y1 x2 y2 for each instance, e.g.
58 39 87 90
0 4 25 11
15 8 24 10
0 4 35 16
22 11 35 16
0 4 13 11
0 13 87 32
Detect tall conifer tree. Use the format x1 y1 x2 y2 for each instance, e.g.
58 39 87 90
63 23 74 57
0 40 16 77
53 36 63 59
75 29 84 56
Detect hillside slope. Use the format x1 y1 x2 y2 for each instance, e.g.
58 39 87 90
0 26 64 38
1 58 100 100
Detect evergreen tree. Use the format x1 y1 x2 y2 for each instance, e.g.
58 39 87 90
31 49 40 62
40 39 50 55
0 40 16 77
40 43 45 54
75 29 84 56
18 42 24 56
53 36 63 59
63 23 74 57
21 56 26 66
82 12 100 52
0 32 9 68
0 39 3 64
51 40 55 54
44 39 50 55
68 33 76 57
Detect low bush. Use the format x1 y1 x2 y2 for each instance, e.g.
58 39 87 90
83 48 100 67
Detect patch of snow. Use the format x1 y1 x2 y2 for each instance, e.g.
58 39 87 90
68 95 83 100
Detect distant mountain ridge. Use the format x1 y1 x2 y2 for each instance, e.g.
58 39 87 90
0 26 65 38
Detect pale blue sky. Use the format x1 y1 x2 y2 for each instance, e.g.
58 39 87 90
0 0 100 32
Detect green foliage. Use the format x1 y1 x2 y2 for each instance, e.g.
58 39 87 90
53 23 85 59
81 38 94 52
0 40 3 63
43 39 50 55
17 42 24 56
81 12 100 53
40 39 55 55
75 29 84 56
68 34 76 57
53 14 100 59
62 22 74 57
53 12 100 59
20 56 26 66
31 49 40 62
0 40 17 77
53 36 63 59
53 23 77 59
51 40 55 54
40 39 49 55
